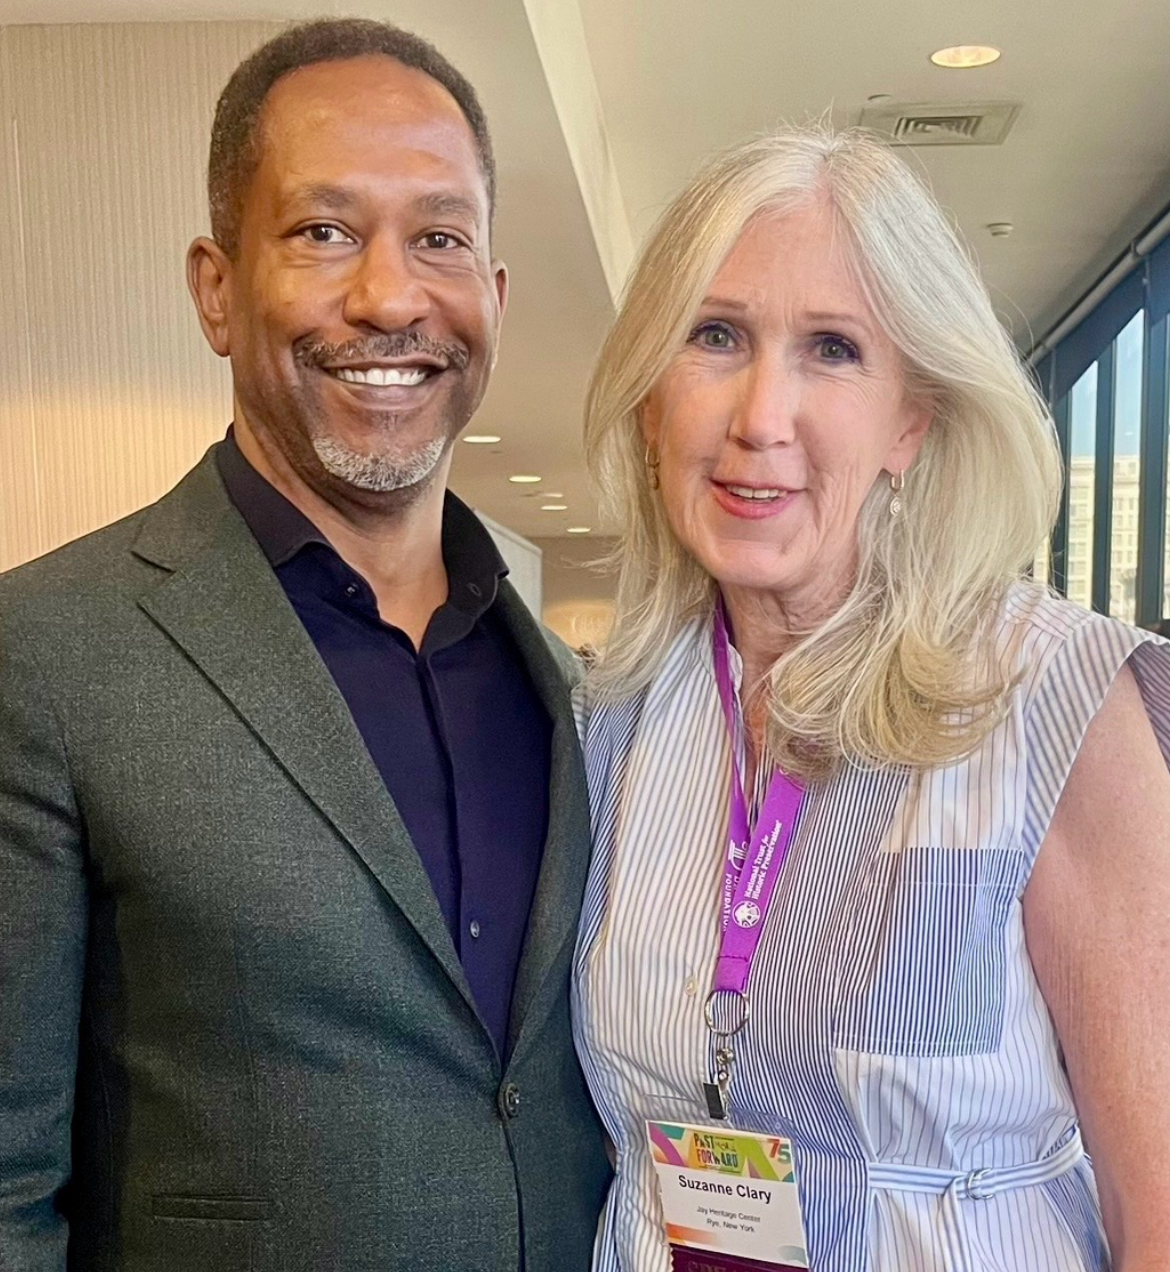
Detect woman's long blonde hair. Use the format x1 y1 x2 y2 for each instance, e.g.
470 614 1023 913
584 125 1062 781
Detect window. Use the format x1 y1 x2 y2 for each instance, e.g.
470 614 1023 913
1064 364 1098 611
1037 227 1170 626
1110 312 1143 622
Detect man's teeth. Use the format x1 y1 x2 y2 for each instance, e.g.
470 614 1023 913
725 484 786 500
333 366 430 386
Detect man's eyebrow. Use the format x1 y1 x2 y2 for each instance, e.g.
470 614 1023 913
285 183 359 213
414 192 483 222
281 187 483 223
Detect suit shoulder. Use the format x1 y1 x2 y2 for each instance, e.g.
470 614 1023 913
493 578 583 688
0 509 152 629
539 625 584 688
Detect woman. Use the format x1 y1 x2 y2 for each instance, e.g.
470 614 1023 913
573 126 1170 1272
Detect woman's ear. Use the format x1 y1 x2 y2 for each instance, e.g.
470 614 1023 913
884 397 934 474
641 393 662 453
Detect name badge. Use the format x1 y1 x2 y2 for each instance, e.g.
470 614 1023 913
647 1121 809 1271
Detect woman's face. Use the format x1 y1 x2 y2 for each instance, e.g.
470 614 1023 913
643 200 931 615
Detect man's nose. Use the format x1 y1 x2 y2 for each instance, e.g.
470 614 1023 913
342 239 432 332
728 355 798 449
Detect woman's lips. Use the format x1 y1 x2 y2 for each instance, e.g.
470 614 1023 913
711 480 800 520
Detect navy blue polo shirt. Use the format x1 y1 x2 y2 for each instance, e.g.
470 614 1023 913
216 433 551 1056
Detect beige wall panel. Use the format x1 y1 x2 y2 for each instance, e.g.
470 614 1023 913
0 22 283 571
0 31 47 569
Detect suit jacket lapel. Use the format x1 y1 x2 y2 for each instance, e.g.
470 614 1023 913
499 582 592 1063
132 452 475 1015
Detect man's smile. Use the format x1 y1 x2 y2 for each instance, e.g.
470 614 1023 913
329 365 435 386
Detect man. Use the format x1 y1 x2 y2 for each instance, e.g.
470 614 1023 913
0 19 608 1272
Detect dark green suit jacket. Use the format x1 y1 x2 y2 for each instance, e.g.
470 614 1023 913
0 448 609 1272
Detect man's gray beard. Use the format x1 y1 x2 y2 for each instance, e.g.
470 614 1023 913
312 436 447 494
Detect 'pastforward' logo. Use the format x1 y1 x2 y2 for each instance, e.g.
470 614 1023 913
733 901 762 928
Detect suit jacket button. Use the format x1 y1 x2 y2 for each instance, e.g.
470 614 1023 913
499 1082 521 1119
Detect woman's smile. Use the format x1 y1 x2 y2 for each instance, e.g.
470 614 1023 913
710 479 802 520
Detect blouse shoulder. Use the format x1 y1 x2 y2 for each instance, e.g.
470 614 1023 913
998 581 1170 856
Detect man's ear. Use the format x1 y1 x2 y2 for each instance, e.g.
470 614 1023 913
489 259 508 370
492 259 509 321
186 237 234 358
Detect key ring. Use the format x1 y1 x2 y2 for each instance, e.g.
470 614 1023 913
703 987 751 1039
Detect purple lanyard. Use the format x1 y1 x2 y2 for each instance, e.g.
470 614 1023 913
709 602 805 1003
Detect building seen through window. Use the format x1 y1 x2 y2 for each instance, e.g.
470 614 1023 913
1036 235 1170 629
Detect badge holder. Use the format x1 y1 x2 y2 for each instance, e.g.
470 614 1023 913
647 1108 810 1272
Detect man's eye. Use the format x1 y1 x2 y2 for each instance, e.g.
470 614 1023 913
688 321 738 350
417 232 464 250
300 224 351 245
816 334 860 361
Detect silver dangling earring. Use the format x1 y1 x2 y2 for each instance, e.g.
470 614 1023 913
889 469 905 517
645 445 661 491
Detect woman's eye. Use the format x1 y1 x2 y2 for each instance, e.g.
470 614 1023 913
816 334 860 361
689 321 738 350
300 224 352 245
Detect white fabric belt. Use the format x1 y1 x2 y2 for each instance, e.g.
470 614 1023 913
867 1128 1086 1271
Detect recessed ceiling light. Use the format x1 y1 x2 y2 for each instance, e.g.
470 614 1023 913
930 44 1001 69
508 474 541 484
542 492 564 499
541 503 569 512
463 434 501 444
566 526 591 534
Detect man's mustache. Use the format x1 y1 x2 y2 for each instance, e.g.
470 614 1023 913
294 331 470 371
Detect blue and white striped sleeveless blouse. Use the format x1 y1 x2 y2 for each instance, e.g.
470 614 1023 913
572 583 1170 1272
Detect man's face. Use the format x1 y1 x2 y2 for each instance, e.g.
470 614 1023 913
212 55 505 503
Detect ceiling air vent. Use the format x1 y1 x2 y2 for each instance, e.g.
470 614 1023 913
859 101 1021 146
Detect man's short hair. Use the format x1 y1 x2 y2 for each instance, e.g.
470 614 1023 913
208 17 496 257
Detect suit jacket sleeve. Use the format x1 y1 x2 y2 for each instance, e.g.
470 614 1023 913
0 594 87 1272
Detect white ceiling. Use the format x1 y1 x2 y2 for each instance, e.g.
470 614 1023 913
4 0 1170 540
